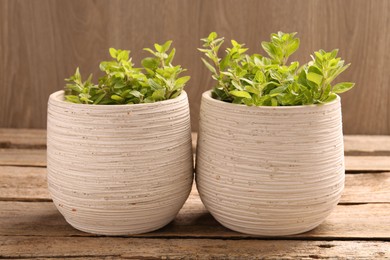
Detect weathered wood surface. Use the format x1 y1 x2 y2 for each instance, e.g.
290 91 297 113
345 156 390 172
344 135 390 156
0 166 49 201
1 201 389 239
1 237 388 259
2 129 390 171
0 149 46 167
0 128 389 258
5 149 389 171
2 129 389 155
343 172 390 203
0 128 46 149
1 166 389 204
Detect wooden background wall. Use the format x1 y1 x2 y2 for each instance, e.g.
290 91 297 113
0 0 389 134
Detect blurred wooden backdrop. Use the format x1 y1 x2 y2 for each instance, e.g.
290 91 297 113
0 0 389 134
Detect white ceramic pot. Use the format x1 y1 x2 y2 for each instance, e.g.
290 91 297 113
196 90 345 236
47 90 193 235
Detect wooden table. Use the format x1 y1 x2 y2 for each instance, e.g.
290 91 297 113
1 129 389 259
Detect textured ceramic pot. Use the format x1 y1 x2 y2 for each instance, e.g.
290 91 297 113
196 90 345 236
47 90 193 235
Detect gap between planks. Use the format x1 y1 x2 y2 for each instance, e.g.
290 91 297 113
1 197 390 239
0 236 388 259
1 166 390 204
0 128 46 149
1 128 390 155
1 149 390 172
1 129 390 171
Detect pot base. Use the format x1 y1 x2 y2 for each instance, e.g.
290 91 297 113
65 217 174 236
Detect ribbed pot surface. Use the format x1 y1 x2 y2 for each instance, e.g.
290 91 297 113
196 91 345 236
47 90 193 235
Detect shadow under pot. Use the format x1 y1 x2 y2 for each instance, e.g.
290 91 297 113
47 90 193 235
195 90 345 236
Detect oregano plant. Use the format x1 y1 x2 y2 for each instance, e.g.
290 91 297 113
64 41 190 104
199 31 354 106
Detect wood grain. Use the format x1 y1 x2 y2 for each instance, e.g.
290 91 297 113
1 194 390 239
344 135 390 156
0 166 49 201
0 149 46 166
2 148 390 172
0 128 46 149
0 0 389 134
345 156 390 172
343 172 390 203
2 129 390 156
0 130 389 258
2 166 389 203
0 237 388 259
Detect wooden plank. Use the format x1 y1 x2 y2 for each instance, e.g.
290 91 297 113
1 130 389 156
345 156 390 172
343 172 390 203
344 135 390 156
1 129 387 157
0 200 389 239
0 237 388 259
0 149 46 167
0 128 46 149
0 166 49 201
1 166 389 203
1 147 389 172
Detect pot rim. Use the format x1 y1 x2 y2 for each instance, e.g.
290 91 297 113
202 90 340 110
49 90 188 108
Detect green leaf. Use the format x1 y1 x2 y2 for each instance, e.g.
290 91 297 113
117 50 129 61
231 80 243 91
269 86 287 95
148 78 162 90
166 48 176 64
330 49 339 59
255 71 266 83
271 98 278 106
154 43 162 52
93 93 106 104
175 76 190 87
201 58 217 74
114 81 125 89
109 48 117 58
308 65 323 76
141 57 159 69
65 95 81 103
152 89 166 100
244 86 260 95
208 32 217 41
65 83 82 93
169 90 181 99
333 82 355 93
323 93 337 103
130 90 142 98
261 42 277 59
229 90 251 99
212 87 228 100
143 67 154 75
143 48 156 55
161 41 172 53
286 38 300 56
111 95 124 101
306 72 323 86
